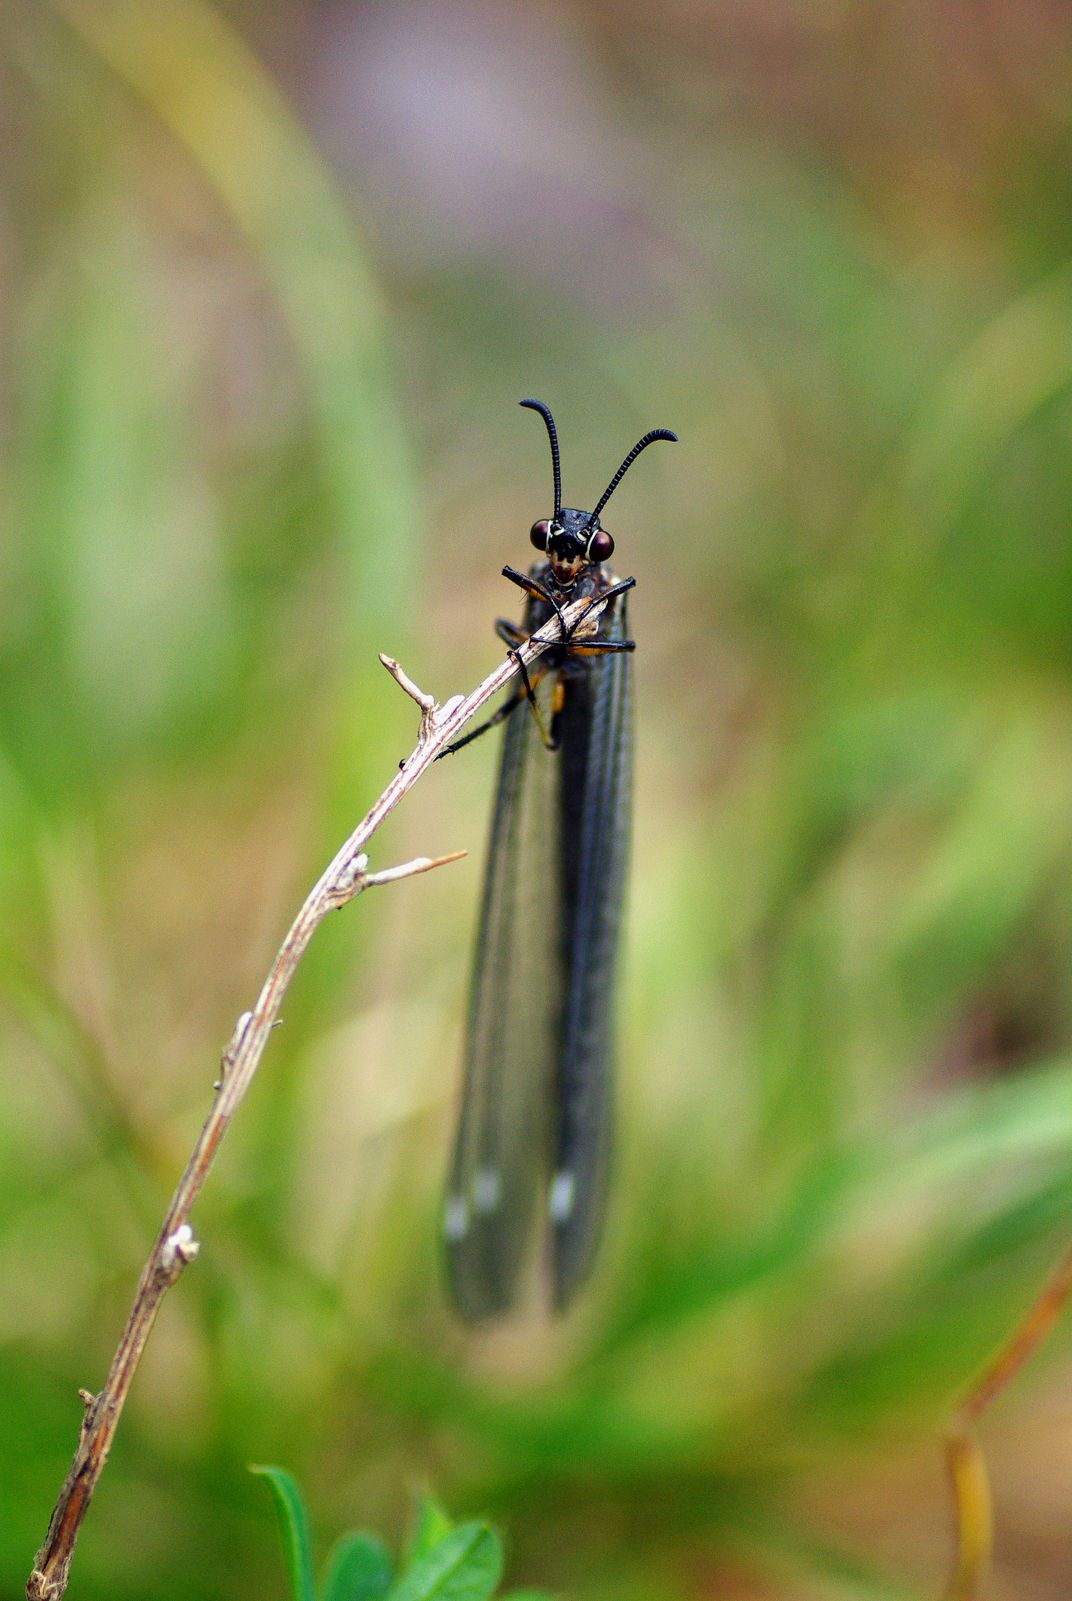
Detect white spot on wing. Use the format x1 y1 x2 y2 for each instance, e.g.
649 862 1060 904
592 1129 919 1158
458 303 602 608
444 1195 470 1241
473 1167 502 1213
549 1170 575 1223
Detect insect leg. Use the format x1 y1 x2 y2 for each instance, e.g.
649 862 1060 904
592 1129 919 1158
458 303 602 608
562 575 636 642
567 639 636 654
436 678 529 758
493 603 558 746
495 620 542 719
598 575 636 606
502 565 568 635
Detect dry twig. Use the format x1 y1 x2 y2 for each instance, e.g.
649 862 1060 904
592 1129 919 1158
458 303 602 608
943 1238 1072 1601
27 588 609 1601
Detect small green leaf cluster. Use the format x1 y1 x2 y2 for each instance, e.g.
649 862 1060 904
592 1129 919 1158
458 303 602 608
252 1467 554 1601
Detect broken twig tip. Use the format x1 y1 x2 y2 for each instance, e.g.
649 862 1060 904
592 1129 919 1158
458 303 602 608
380 653 435 715
363 849 467 888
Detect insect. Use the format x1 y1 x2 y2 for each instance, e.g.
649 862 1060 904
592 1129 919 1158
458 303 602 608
440 398 678 1320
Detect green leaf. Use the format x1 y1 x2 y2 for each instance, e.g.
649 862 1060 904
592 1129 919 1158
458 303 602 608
405 1495 454 1564
322 1532 394 1601
499 1591 558 1600
386 1523 503 1601
250 1465 317 1601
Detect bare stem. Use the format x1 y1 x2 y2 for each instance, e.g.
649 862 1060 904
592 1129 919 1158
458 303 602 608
27 590 608 1601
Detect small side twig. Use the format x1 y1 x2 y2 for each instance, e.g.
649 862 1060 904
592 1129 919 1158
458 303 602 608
27 589 609 1601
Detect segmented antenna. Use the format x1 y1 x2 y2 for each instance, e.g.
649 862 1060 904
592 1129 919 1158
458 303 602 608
585 428 678 530
519 398 562 518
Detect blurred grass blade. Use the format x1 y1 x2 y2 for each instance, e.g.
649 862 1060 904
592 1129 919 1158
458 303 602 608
48 0 419 626
17 195 230 763
897 262 1072 542
251 1465 316 1601
853 261 1072 601
944 1431 993 1601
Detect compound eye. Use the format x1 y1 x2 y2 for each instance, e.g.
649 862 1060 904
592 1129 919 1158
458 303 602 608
530 518 551 550
588 528 614 563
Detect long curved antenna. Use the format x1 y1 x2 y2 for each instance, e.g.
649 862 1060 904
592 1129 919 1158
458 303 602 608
585 428 678 529
519 398 562 518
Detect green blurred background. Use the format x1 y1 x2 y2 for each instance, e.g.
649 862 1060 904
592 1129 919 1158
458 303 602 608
5 2 1072 1596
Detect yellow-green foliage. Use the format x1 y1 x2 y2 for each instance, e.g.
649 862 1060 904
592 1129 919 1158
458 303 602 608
5 4 1072 1598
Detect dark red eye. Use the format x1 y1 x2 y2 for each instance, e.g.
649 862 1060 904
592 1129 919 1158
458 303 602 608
588 528 614 562
530 518 551 550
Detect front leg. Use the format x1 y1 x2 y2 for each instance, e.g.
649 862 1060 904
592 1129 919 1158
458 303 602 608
436 615 552 760
495 618 541 717
502 565 568 636
567 638 636 654
436 676 528 758
563 575 637 648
